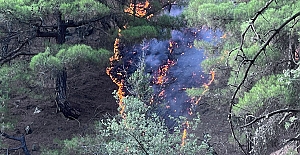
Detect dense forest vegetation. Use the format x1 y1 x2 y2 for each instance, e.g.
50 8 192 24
0 0 299 154
185 0 300 154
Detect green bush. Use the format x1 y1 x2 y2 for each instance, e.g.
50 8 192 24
186 87 207 98
127 59 153 103
62 96 209 155
30 45 110 73
0 62 31 136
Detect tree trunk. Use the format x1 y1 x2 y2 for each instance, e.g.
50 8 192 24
54 11 80 119
55 69 80 119
56 11 66 44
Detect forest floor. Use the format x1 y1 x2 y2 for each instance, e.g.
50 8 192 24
1 62 239 155
1 63 118 155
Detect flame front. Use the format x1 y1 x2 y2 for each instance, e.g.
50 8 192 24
155 59 176 85
106 33 126 118
182 71 215 146
205 70 215 87
124 0 150 17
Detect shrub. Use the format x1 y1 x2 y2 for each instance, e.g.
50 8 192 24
62 95 210 155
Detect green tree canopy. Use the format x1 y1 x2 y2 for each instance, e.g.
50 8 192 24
30 44 110 73
0 0 110 20
184 0 300 154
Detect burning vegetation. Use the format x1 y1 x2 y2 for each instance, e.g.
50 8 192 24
106 13 219 150
181 121 189 146
106 32 127 118
124 0 150 17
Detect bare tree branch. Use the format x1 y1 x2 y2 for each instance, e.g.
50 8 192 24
0 36 35 65
240 108 300 128
128 132 149 155
0 132 31 155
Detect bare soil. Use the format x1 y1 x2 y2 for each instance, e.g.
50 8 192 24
1 63 118 155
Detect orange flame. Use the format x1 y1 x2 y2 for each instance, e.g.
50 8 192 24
146 14 154 19
106 32 127 118
181 121 189 146
109 38 121 62
188 108 193 115
124 0 150 17
158 89 165 97
155 59 175 85
168 41 173 52
182 72 215 145
205 70 215 86
194 70 215 105
220 33 227 39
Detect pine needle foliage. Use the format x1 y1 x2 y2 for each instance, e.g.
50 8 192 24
233 74 293 116
30 44 110 74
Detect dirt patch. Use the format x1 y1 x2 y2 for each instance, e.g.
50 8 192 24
195 97 241 154
1 63 118 155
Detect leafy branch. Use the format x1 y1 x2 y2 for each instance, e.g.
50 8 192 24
227 0 300 153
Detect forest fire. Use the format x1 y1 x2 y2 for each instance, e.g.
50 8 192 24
106 36 127 118
168 41 175 52
124 0 150 17
194 70 215 105
154 41 176 85
109 38 121 62
107 12 222 150
181 121 189 146
155 59 176 85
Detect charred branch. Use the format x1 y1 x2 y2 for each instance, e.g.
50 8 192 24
285 134 300 144
0 132 30 155
128 132 149 155
0 37 35 65
36 30 56 38
237 0 275 60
